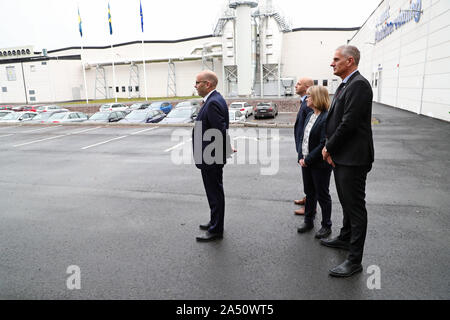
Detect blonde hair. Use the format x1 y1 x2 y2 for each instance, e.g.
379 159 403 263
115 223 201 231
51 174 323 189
307 85 330 112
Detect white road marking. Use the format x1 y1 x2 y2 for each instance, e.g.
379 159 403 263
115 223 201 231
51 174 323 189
130 127 159 135
81 135 128 150
0 134 14 139
13 126 101 147
81 126 159 150
164 138 191 152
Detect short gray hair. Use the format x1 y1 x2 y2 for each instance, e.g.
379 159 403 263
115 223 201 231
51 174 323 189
337 45 360 66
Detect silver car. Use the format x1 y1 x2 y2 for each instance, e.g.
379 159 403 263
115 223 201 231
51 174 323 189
0 111 37 123
46 112 88 123
0 110 14 119
35 105 69 113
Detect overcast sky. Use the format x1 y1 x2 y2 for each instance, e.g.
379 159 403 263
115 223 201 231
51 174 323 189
0 0 381 51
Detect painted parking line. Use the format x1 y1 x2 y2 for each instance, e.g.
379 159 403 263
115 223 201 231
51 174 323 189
13 126 101 147
164 138 192 153
81 126 159 150
0 134 14 139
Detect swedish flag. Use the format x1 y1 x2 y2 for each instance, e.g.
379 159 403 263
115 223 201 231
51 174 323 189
78 8 82 37
140 0 144 32
108 2 113 35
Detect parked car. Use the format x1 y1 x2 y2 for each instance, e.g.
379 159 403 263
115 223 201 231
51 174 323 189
0 111 38 123
12 105 39 112
229 102 253 118
254 102 278 119
99 103 129 113
28 110 67 123
129 102 151 110
35 105 69 113
149 101 173 114
175 100 201 109
119 109 166 124
0 110 14 119
85 111 127 123
46 112 88 123
229 109 246 123
159 106 199 124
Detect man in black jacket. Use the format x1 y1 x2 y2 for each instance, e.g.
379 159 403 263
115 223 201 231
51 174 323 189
293 78 314 215
321 45 375 277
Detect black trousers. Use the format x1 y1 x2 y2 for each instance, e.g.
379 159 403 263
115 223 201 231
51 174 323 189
201 165 225 234
333 164 372 264
302 166 332 228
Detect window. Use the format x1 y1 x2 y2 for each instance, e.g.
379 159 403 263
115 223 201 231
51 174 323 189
41 61 47 65
323 80 328 86
116 87 119 93
314 80 318 85
135 86 139 92
29 90 35 95
1 87 6 92
30 65 36 72
122 86 126 92
6 66 16 81
30 97 36 101
128 86 133 92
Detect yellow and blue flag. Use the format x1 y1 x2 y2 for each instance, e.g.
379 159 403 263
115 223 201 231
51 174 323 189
140 1 144 32
78 7 82 37
108 2 113 35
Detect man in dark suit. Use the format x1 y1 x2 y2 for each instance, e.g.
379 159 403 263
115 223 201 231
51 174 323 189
193 70 230 242
321 45 375 277
293 78 314 215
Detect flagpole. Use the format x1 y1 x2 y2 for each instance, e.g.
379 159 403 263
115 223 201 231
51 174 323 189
111 42 117 103
78 4 88 104
140 0 148 101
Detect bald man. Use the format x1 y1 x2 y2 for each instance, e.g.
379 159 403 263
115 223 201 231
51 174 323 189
293 78 314 215
193 70 230 242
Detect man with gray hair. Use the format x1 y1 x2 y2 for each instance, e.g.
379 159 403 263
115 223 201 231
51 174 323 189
321 45 374 277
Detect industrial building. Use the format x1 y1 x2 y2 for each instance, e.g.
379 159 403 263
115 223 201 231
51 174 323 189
0 0 448 122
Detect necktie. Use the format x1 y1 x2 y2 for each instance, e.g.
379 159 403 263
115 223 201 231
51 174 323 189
334 82 345 99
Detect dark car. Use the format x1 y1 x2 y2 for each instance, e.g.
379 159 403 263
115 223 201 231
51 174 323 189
159 106 199 124
149 101 173 114
119 109 166 124
12 105 39 112
85 111 127 123
129 102 151 110
254 102 278 119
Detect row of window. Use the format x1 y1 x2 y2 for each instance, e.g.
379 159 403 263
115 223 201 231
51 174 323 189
115 86 139 93
0 49 31 57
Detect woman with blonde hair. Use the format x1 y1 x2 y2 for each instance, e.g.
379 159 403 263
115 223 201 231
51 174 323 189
296 85 333 239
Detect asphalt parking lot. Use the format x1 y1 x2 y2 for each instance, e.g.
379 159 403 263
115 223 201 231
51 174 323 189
0 102 448 300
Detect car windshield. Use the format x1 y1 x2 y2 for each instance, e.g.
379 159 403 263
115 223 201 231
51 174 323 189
150 102 163 107
48 113 68 120
101 104 112 109
89 112 110 120
1 113 21 120
125 111 148 120
176 102 192 108
0 112 11 117
167 108 191 118
258 103 271 107
230 103 244 108
130 103 146 109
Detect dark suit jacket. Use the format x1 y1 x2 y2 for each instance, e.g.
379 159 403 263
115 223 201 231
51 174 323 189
192 90 230 170
325 71 374 166
298 111 331 169
294 97 313 153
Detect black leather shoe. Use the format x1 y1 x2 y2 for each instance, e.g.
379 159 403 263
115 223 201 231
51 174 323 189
196 231 223 242
329 260 363 277
320 237 350 250
315 227 331 239
199 223 211 231
297 223 314 233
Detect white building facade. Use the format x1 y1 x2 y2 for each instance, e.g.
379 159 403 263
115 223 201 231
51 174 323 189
349 0 450 122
